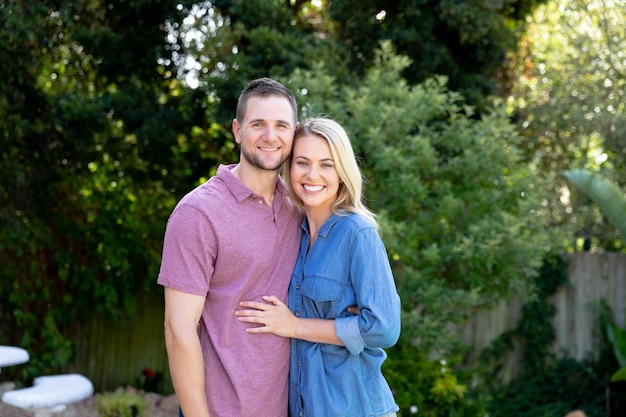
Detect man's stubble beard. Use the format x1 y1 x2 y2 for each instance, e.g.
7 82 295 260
241 147 287 172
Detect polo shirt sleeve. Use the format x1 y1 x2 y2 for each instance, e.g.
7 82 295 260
158 203 217 296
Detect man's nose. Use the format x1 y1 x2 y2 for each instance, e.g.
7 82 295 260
263 125 276 139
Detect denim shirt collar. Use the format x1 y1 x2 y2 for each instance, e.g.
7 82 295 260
301 211 345 238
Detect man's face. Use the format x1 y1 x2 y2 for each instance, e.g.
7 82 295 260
233 95 296 172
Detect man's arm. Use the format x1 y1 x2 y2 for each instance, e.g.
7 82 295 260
164 287 211 417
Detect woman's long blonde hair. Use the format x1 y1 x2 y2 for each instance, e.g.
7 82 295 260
284 117 379 232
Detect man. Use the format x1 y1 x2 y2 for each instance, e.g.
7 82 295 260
158 78 302 417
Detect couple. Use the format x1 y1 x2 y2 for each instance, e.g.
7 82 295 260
157 78 401 417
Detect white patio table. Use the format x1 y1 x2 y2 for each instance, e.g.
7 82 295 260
0 346 29 373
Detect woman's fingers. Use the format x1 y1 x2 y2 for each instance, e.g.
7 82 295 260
261 295 283 306
235 296 292 335
238 300 266 310
235 309 261 319
238 295 283 310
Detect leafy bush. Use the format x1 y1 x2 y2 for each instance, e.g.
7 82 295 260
96 388 148 417
487 357 607 417
384 343 486 417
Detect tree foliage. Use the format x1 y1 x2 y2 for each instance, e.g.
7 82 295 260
177 0 333 123
179 0 549 114
325 0 550 109
509 0 626 251
0 0 230 379
287 43 551 353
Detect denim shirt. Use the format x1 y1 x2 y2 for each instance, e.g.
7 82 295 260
288 212 401 417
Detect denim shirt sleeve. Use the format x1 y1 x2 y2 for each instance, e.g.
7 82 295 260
335 315 363 355
335 226 401 355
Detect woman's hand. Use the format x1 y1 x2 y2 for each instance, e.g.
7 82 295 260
236 295 298 338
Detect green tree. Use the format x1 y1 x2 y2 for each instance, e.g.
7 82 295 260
0 0 228 379
177 0 548 116
178 0 335 124
325 0 549 109
509 0 626 251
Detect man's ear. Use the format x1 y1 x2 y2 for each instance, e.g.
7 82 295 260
232 118 242 144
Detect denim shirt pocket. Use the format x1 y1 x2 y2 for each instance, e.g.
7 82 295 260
301 277 343 319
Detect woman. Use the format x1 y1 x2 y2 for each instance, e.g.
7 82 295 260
236 117 401 417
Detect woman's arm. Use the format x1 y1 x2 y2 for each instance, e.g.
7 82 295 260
339 228 401 351
236 295 344 345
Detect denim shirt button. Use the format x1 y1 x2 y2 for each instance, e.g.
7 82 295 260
295 311 300 317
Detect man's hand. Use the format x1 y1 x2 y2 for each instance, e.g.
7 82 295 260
347 305 360 315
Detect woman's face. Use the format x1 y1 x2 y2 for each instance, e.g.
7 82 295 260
290 134 340 215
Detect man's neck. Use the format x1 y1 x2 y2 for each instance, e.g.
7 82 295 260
232 163 279 205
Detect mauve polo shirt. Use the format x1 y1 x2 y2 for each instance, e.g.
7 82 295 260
158 164 302 417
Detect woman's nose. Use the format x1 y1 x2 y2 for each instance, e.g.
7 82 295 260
306 166 319 179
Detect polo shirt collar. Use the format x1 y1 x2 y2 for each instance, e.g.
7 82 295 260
217 163 287 204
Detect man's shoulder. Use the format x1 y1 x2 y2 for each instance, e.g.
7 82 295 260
168 176 237 223
180 177 228 205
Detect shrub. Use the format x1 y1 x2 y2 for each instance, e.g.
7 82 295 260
384 343 486 417
96 388 148 417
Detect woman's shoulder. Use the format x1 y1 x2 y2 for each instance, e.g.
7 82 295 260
334 211 376 232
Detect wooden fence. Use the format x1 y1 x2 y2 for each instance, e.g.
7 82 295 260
58 252 625 392
455 252 626 381
62 291 174 393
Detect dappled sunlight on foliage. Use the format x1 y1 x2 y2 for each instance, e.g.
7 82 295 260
509 0 626 252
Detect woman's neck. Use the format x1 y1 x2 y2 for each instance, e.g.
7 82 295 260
305 206 333 247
